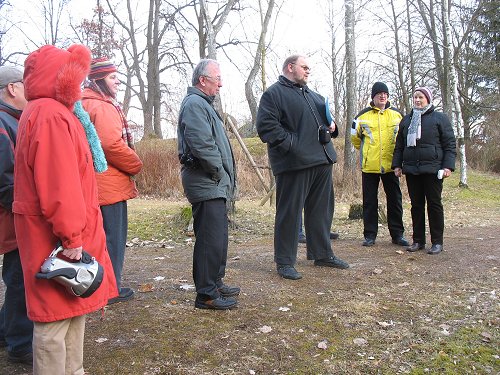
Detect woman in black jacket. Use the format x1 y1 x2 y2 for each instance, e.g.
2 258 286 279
392 87 456 255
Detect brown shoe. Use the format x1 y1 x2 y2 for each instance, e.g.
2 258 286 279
195 296 237 310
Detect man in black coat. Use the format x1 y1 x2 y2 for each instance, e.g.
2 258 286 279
256 54 349 280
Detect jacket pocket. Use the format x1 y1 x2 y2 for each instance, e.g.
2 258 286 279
418 144 438 162
12 201 43 216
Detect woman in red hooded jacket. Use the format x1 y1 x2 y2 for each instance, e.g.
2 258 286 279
13 44 118 374
82 58 143 304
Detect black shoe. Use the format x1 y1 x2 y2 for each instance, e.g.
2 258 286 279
218 284 240 297
428 244 443 255
330 232 339 240
277 265 302 280
392 236 410 247
298 233 306 243
108 287 135 305
195 296 237 310
362 238 375 247
314 256 350 269
8 350 33 365
406 243 425 252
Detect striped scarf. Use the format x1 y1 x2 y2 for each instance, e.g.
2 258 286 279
407 104 432 147
113 100 135 150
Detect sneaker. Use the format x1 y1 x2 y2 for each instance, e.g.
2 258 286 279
276 264 302 280
195 296 237 310
314 256 350 269
8 350 33 365
108 287 135 305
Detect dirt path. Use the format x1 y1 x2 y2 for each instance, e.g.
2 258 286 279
2 201 499 374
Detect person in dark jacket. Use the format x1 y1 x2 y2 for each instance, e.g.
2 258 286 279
392 87 456 255
256 54 349 280
177 59 239 310
0 66 33 365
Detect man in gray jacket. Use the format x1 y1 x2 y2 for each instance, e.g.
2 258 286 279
177 59 239 310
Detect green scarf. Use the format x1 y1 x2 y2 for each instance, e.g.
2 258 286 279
73 101 108 173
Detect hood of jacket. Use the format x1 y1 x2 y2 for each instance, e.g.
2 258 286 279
23 44 91 109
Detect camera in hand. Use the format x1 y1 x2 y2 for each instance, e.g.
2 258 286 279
179 153 200 169
318 125 331 144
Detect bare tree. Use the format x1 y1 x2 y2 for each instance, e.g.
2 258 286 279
105 0 187 138
389 0 410 113
199 0 239 59
414 0 448 109
244 0 275 129
40 0 71 45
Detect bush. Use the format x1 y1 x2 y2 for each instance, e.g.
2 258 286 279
134 139 183 198
134 136 369 204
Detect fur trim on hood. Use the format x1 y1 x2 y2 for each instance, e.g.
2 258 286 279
24 44 91 108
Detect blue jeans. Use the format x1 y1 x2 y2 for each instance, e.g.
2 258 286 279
0 250 33 355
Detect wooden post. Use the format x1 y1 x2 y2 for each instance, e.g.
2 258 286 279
225 116 270 192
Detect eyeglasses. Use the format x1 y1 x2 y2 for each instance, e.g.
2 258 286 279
290 63 311 72
0 80 23 90
203 75 222 82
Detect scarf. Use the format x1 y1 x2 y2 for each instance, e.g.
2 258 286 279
407 104 432 147
73 101 108 173
84 80 135 150
113 100 135 150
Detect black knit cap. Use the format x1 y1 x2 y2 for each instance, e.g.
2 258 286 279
371 82 389 99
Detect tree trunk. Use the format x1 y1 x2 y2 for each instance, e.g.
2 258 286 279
343 0 357 180
442 0 468 187
406 0 416 92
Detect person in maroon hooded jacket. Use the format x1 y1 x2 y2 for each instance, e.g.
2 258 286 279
14 44 118 374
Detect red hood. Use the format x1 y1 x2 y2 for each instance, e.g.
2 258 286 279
23 44 91 109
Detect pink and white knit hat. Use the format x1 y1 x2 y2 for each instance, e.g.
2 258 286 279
415 87 433 104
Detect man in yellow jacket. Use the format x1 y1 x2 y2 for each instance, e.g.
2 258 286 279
351 82 409 247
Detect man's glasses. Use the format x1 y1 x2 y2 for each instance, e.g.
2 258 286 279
290 63 311 72
203 75 222 82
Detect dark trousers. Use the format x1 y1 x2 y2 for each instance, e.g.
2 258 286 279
275 164 334 265
192 198 227 301
405 174 444 245
362 172 405 240
101 201 128 291
0 250 33 355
